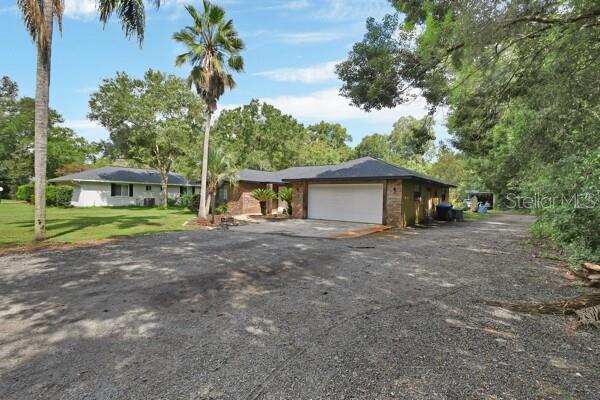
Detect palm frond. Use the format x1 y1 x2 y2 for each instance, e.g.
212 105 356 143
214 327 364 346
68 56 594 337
98 0 160 44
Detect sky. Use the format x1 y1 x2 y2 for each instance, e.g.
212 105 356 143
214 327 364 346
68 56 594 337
0 0 449 146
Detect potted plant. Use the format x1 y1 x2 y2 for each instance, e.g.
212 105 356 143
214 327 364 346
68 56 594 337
251 188 277 215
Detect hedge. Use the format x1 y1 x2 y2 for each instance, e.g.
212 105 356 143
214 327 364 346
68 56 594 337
16 183 73 207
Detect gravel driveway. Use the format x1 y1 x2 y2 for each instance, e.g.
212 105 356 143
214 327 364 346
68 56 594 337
0 213 598 399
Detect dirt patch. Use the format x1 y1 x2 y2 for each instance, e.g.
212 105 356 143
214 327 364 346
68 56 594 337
333 224 390 239
0 239 113 257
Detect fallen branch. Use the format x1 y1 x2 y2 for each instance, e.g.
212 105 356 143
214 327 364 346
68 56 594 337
484 293 600 315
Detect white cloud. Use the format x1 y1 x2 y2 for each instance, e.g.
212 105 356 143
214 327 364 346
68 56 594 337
278 31 347 44
254 61 339 84
63 0 97 19
255 88 430 124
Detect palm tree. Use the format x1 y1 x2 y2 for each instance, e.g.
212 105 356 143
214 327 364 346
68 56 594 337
173 1 244 219
17 0 160 241
204 147 238 222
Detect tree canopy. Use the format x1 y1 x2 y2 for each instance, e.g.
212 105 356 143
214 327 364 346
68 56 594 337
89 70 204 207
337 0 600 263
0 76 94 196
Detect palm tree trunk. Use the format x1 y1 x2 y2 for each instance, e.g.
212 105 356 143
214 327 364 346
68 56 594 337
33 0 54 241
198 111 212 219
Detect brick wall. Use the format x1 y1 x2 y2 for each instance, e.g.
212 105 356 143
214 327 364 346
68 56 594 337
226 182 288 215
291 181 306 219
384 179 403 226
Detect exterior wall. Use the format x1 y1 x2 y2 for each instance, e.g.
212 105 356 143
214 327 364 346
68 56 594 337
71 182 199 207
224 182 288 215
291 181 306 219
285 179 451 227
383 180 403 226
399 180 449 227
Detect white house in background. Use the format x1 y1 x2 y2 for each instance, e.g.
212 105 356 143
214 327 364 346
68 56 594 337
48 166 200 207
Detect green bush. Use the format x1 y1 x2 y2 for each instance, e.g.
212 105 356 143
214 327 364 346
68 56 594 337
188 194 202 213
16 183 34 203
46 185 57 206
215 203 228 215
54 185 73 207
15 183 72 207
178 193 195 209
528 149 600 265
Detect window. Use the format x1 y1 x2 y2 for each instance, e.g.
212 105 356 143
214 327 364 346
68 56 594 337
145 185 152 191
216 185 228 204
180 186 186 195
192 186 196 195
414 184 421 201
111 183 132 197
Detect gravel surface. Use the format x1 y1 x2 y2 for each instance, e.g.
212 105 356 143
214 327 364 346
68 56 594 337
0 213 598 399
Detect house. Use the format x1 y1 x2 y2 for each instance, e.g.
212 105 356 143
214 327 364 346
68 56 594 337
48 167 200 207
50 157 454 227
222 157 454 227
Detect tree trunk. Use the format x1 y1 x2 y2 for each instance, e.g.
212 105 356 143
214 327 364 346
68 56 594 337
159 171 168 208
33 0 54 241
209 192 215 224
198 111 212 219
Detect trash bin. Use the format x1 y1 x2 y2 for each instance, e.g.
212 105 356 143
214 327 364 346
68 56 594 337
436 203 453 221
143 198 155 207
452 208 464 222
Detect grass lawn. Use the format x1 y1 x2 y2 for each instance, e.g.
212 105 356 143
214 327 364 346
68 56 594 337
0 200 195 247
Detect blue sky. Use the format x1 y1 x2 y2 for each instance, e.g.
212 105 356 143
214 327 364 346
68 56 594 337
0 0 448 146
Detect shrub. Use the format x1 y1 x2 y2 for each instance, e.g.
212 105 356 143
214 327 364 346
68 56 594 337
178 193 195 209
16 183 34 203
215 203 228 215
278 187 293 215
251 188 277 215
188 194 202 213
53 185 73 207
46 185 57 206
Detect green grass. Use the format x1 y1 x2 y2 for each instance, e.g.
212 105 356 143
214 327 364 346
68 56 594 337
0 200 195 247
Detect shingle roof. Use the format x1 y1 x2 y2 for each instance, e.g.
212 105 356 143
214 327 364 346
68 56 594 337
239 157 454 187
48 166 198 186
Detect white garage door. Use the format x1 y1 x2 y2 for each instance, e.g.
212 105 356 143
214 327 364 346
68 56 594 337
307 183 383 224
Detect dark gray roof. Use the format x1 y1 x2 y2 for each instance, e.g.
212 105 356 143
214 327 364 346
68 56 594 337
49 166 199 186
239 157 454 187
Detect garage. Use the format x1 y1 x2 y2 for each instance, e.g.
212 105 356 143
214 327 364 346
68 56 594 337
307 183 384 224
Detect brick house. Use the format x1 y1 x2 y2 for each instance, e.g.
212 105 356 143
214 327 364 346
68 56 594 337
218 157 454 227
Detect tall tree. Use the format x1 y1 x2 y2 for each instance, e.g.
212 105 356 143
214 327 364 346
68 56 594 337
173 1 244 219
0 77 93 198
17 0 160 240
89 70 203 208
339 0 600 262
212 100 306 170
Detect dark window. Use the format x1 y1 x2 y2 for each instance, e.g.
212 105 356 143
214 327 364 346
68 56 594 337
180 186 185 195
145 185 152 191
192 186 196 195
414 184 421 201
216 185 229 204
111 183 131 197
